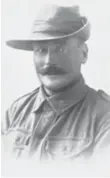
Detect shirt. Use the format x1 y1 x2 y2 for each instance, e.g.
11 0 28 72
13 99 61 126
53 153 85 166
2 77 110 161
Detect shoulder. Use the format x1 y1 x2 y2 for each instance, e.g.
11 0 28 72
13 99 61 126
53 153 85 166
92 90 110 147
86 87 110 135
86 87 110 129
96 90 110 122
97 90 110 103
2 87 40 134
95 89 110 112
87 87 110 111
7 87 40 117
2 87 40 133
84 87 110 127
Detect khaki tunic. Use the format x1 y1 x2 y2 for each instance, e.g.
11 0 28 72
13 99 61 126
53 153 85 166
2 77 110 161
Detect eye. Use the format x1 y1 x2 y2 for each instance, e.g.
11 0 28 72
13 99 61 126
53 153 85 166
59 46 68 53
53 44 63 52
34 48 47 54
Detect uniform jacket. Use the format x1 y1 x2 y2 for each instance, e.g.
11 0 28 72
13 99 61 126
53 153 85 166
2 77 110 161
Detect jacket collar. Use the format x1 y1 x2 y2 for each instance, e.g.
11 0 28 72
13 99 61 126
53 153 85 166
32 76 88 114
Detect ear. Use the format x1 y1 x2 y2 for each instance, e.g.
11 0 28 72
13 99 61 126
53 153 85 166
82 43 88 64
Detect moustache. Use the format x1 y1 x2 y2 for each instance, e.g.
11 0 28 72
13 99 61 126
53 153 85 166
39 65 67 76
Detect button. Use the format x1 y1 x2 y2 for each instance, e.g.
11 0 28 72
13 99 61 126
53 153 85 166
62 146 71 152
63 146 68 151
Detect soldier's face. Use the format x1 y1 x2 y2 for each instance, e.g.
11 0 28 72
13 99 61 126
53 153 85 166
33 37 85 92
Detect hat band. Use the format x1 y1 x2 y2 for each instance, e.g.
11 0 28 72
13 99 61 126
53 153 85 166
32 19 84 34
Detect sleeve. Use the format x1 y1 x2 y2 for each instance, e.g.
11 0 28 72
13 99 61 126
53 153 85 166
93 112 110 152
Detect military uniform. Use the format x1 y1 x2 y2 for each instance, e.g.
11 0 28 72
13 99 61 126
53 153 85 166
2 77 110 160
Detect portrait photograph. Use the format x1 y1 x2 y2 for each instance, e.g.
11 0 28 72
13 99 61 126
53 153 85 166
1 0 110 177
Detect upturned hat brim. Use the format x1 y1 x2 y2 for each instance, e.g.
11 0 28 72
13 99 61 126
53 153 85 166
6 20 90 51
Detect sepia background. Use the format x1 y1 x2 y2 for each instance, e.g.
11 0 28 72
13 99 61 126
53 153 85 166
1 0 110 177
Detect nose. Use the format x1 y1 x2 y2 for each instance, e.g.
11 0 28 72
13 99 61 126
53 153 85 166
45 47 55 65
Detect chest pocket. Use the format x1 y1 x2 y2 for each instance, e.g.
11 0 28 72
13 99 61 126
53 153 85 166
6 127 32 157
44 136 92 159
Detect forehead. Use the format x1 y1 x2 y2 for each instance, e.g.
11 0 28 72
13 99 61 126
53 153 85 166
33 37 79 48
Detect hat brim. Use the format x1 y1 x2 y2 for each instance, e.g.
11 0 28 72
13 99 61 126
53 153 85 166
6 20 90 51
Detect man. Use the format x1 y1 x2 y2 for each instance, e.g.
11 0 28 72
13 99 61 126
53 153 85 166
2 4 110 161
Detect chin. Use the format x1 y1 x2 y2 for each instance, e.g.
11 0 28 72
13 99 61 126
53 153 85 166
40 75 74 92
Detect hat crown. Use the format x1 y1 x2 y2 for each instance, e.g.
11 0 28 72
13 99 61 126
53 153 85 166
32 4 85 34
34 4 80 22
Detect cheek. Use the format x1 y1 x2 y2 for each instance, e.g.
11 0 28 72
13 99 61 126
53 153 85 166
69 48 82 65
55 51 72 68
33 55 44 69
58 51 81 72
